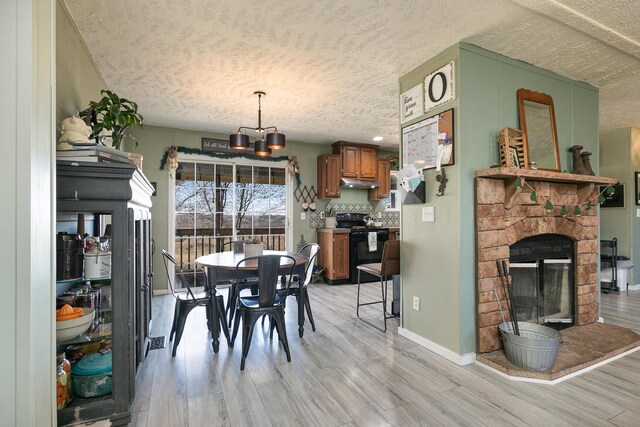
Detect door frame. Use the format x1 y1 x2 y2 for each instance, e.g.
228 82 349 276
167 154 293 265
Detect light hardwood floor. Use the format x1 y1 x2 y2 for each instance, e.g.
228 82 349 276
131 284 640 426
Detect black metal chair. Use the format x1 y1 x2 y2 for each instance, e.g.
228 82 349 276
356 240 400 332
161 250 230 356
230 254 296 370
223 240 261 327
274 243 320 337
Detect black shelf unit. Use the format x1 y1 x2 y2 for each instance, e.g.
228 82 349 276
600 238 618 293
56 161 153 426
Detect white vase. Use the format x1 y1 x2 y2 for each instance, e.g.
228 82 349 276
325 217 336 229
243 243 263 258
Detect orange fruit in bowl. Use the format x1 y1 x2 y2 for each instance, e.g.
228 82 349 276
56 304 84 321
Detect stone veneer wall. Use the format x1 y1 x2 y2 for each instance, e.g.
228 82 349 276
475 177 600 353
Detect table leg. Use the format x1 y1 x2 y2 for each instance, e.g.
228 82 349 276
206 266 220 353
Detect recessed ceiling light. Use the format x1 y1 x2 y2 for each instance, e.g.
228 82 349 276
372 136 383 142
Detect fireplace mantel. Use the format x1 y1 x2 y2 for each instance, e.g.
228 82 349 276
475 168 618 209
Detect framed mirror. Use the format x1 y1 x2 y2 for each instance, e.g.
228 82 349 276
517 89 560 171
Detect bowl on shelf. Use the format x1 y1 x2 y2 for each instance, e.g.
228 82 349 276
373 221 383 227
56 307 95 341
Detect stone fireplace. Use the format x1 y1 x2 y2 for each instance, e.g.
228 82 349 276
474 168 617 354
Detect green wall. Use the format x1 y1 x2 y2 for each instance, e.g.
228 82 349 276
600 127 640 287
399 44 462 353
55 0 106 136
600 129 631 253
127 125 332 292
399 43 599 356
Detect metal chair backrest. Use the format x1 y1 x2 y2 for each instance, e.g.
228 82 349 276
161 249 197 300
299 243 320 286
236 254 296 307
380 240 400 277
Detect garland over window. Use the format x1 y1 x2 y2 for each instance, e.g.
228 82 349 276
159 145 289 170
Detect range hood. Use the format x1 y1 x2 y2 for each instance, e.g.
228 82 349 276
340 177 380 189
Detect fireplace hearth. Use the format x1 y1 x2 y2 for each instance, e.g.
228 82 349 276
474 168 617 354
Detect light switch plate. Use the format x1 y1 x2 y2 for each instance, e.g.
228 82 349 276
422 206 435 222
300 212 306 220
637 208 640 218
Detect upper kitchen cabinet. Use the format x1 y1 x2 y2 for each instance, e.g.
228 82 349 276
317 154 341 198
368 159 391 200
332 141 379 180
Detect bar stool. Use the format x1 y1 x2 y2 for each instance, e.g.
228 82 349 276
356 240 400 332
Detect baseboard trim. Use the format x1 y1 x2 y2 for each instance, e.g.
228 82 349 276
628 284 640 291
398 327 476 365
153 289 170 296
598 317 604 323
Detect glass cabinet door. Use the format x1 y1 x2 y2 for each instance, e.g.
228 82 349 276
56 212 119 423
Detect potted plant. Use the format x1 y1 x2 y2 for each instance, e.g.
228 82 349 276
89 90 144 150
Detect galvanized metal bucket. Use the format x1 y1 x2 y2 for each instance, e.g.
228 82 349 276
498 322 561 371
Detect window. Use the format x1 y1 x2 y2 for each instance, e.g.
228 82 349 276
173 160 288 285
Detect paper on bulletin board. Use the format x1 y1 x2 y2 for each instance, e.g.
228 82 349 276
402 108 454 170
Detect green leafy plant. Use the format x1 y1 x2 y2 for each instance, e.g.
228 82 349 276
89 89 143 150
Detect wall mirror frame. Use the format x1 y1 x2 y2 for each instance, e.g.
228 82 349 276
516 88 561 172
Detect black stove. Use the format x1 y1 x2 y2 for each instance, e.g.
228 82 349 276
336 213 388 231
335 213 389 283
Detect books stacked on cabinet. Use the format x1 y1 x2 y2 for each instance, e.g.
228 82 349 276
56 142 132 164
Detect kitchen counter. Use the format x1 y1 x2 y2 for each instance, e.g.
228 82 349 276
316 228 350 233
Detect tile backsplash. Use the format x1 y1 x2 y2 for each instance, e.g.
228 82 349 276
309 202 399 228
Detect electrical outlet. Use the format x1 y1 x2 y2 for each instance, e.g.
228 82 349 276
300 212 306 220
320 211 325 219
413 296 420 311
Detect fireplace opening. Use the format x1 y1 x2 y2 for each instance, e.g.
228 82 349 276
509 234 574 330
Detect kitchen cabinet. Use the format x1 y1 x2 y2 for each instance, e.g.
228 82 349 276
317 229 350 284
368 159 391 200
331 141 379 180
317 154 341 198
56 161 154 426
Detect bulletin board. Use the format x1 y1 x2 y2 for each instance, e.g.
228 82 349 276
402 108 454 170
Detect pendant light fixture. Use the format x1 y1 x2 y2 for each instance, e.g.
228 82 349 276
229 91 286 154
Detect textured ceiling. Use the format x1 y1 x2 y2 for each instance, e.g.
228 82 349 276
63 0 640 148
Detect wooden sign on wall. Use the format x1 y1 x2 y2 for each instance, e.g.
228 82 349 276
424 61 455 113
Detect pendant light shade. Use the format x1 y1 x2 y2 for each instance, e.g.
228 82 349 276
254 139 272 157
266 131 286 149
228 91 285 156
229 132 250 150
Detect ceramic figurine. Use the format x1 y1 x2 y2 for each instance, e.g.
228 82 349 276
569 145 586 174
581 151 595 175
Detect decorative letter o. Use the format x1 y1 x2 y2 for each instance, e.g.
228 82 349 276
428 72 447 103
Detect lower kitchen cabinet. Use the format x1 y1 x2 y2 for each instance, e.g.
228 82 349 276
55 161 153 426
317 229 350 285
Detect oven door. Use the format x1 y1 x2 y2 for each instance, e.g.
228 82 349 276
349 230 389 283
